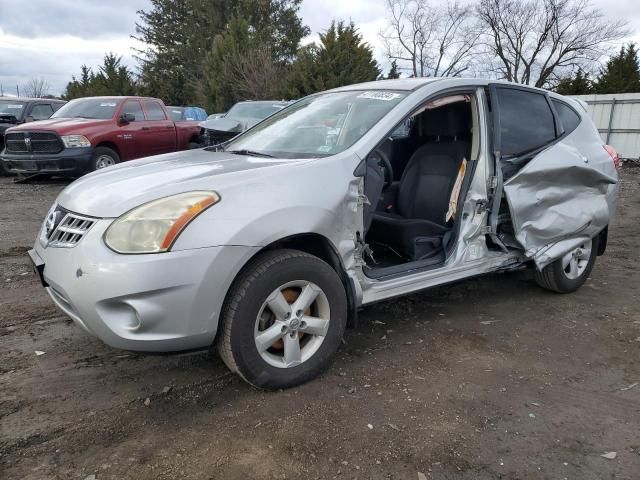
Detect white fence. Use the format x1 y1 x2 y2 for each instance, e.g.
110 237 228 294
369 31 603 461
571 93 640 160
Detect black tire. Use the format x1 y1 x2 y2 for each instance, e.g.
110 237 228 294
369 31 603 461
90 146 119 172
534 236 599 293
217 249 348 389
0 160 12 176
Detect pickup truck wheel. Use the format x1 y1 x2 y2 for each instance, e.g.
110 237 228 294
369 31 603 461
91 147 119 171
534 236 599 293
0 160 13 177
217 249 347 389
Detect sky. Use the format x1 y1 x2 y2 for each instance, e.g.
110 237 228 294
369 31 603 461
0 0 639 97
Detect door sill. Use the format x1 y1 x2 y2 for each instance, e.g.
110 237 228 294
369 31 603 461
363 252 446 280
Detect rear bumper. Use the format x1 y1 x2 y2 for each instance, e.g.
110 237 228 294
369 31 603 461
1 147 93 176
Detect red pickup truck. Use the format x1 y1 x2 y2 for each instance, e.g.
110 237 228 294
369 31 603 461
1 96 201 177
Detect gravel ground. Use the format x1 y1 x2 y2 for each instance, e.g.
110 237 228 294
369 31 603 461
1 167 639 480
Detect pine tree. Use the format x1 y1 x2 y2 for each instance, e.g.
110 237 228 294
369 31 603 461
201 1 308 111
134 0 233 105
135 0 307 107
555 68 593 95
384 60 401 79
63 55 137 99
285 21 381 98
595 43 640 94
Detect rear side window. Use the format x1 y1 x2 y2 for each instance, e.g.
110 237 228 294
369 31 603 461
121 100 144 121
30 104 54 120
552 99 581 135
495 88 556 156
143 101 167 120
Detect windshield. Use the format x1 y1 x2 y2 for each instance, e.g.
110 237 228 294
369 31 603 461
52 98 120 120
0 100 26 118
227 102 285 119
225 91 407 158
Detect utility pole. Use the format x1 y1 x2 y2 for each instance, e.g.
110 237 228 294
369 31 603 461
16 84 20 97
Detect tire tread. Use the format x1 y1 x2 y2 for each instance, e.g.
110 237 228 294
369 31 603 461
216 249 321 386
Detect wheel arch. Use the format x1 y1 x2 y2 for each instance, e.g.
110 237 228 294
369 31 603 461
218 233 359 335
94 141 121 159
597 226 608 256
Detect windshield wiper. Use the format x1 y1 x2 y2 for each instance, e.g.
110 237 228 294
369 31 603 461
226 149 274 158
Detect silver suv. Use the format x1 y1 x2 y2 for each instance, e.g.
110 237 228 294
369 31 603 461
29 78 619 389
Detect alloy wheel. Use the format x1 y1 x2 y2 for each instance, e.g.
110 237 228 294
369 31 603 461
254 280 330 368
95 155 116 169
561 241 592 280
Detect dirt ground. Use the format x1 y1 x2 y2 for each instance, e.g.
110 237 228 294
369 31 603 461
1 167 639 480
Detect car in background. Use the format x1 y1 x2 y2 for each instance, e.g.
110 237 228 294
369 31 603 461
0 97 66 174
199 100 290 146
167 106 208 122
1 96 202 177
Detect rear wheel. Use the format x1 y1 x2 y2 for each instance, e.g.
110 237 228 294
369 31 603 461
91 147 119 171
535 237 599 293
217 249 347 389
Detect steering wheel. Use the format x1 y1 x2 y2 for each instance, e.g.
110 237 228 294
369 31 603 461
374 146 394 190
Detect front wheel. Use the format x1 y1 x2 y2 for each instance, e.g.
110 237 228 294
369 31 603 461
91 146 119 172
535 236 599 293
217 249 347 389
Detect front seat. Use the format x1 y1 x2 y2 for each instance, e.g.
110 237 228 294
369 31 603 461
367 108 469 260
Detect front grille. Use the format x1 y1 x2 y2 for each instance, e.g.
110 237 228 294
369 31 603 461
40 205 96 248
202 128 237 146
5 131 63 154
6 132 28 152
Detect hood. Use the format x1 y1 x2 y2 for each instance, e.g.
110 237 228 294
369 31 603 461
0 122 15 133
7 117 111 134
200 116 244 133
0 115 20 126
57 148 305 217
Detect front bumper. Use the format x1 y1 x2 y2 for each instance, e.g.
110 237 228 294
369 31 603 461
31 218 259 352
1 147 93 176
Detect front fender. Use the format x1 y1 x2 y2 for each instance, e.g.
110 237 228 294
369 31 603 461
171 153 362 253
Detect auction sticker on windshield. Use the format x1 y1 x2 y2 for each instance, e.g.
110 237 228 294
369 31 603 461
357 91 403 101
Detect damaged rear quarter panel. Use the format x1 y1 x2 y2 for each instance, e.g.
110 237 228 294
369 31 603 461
504 139 616 269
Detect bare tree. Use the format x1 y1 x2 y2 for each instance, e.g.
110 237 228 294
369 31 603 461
380 0 481 77
477 0 629 87
227 47 284 100
20 77 51 98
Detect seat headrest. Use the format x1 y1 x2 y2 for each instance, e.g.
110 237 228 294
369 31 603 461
424 106 468 138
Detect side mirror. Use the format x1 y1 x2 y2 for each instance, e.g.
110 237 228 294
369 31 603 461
25 116 34 123
119 113 136 124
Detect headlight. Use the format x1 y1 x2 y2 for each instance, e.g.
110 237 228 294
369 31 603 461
61 135 91 148
104 191 220 253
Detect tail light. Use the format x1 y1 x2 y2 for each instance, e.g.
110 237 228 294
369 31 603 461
604 145 621 171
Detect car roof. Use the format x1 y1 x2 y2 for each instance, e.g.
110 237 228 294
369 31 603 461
328 78 444 92
326 77 557 96
0 96 66 103
69 96 164 103
234 100 289 106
